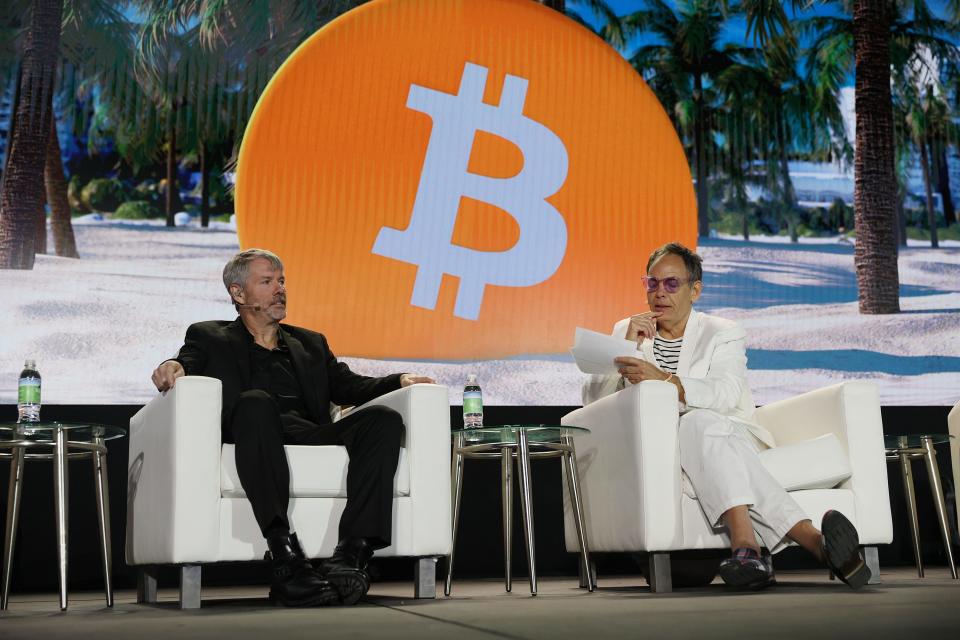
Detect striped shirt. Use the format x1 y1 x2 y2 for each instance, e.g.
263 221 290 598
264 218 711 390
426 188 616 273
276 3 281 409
653 334 683 374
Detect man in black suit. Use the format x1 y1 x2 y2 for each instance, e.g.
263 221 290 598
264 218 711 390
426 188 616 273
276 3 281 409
151 248 434 607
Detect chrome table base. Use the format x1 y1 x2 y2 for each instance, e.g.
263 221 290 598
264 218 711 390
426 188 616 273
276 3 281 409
886 436 958 579
2 434 114 610
445 430 594 596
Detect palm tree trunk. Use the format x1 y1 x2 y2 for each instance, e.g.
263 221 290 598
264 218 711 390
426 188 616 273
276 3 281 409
35 191 47 254
896 183 907 248
775 109 796 210
852 0 900 313
200 141 210 228
1 65 22 184
918 135 939 248
165 98 178 227
0 0 63 270
694 73 709 237
933 139 955 226
45 114 78 257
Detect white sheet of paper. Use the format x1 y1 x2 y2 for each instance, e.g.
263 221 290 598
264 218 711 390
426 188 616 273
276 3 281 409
569 327 640 374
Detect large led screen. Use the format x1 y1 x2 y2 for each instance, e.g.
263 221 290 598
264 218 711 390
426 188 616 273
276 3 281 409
2 0 957 407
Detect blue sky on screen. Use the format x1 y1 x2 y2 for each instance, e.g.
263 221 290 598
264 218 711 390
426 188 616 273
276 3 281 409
569 0 957 88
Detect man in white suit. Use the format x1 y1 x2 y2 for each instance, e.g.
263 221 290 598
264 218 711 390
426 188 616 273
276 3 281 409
589 242 870 590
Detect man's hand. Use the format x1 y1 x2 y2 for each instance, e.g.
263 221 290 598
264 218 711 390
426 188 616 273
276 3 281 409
152 360 185 392
624 311 662 343
614 356 669 385
400 374 435 387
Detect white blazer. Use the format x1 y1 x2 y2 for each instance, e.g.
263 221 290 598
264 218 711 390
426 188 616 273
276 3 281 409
582 308 776 448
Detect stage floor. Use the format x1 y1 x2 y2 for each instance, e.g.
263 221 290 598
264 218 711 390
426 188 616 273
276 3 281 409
1 567 958 639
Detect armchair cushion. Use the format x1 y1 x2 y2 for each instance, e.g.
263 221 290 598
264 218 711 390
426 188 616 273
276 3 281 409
220 445 411 498
757 433 851 491
682 433 851 499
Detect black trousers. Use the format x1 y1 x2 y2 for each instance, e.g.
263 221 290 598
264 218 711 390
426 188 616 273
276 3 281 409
225 389 403 549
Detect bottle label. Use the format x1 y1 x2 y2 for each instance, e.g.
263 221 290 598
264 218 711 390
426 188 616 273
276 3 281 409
18 378 40 404
463 391 482 414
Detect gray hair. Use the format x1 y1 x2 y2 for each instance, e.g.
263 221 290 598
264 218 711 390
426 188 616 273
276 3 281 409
222 248 284 302
646 242 703 283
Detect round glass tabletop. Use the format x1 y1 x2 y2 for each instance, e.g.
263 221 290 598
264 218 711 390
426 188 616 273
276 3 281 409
884 433 952 449
451 424 589 445
0 421 126 443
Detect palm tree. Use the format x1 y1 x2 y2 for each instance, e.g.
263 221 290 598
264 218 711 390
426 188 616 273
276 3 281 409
45 0 135 258
130 1 371 227
134 14 199 226
1 0 135 261
611 0 735 237
919 78 958 234
850 1 901 311
0 0 64 270
716 34 844 241
755 0 957 313
44 112 76 256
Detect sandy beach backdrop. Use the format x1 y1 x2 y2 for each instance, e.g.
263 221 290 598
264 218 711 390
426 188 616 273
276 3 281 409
2 218 957 406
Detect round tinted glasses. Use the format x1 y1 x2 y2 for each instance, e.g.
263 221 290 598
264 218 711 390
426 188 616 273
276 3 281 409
642 276 693 293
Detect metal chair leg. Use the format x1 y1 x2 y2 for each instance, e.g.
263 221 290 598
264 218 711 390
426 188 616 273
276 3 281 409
1 446 24 610
863 546 881 585
516 430 537 595
502 446 513 592
444 433 464 597
92 438 114 606
137 566 159 604
922 437 958 579
414 557 437 599
53 428 70 611
900 451 923 577
648 552 672 593
179 564 201 609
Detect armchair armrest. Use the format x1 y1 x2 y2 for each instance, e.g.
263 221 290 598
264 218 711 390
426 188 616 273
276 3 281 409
753 381 892 544
561 380 682 552
355 384 452 555
126 376 223 565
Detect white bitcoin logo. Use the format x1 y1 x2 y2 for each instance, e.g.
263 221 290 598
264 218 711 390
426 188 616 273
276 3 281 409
372 62 569 321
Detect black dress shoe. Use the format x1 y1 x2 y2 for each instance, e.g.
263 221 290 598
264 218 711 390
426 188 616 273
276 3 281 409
266 532 340 607
718 547 776 590
821 510 871 589
318 538 374 605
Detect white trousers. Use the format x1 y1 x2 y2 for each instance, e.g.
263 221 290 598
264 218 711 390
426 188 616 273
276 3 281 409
679 409 808 553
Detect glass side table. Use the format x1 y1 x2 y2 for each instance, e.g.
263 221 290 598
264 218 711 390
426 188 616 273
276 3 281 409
884 433 957 579
445 425 593 596
0 421 126 610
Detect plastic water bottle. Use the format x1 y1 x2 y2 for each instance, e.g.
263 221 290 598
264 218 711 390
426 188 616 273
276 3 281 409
17 359 41 423
463 374 483 428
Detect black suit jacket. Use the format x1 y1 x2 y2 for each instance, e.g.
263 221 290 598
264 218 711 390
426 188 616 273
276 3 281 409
171 319 403 428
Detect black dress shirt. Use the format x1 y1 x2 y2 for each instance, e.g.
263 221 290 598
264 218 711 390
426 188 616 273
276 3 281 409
247 331 310 419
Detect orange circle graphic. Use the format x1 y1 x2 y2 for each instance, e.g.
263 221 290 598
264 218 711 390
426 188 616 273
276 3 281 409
236 0 696 359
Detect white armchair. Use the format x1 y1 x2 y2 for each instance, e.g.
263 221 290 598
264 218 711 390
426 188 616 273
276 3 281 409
560 380 893 592
126 376 452 608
